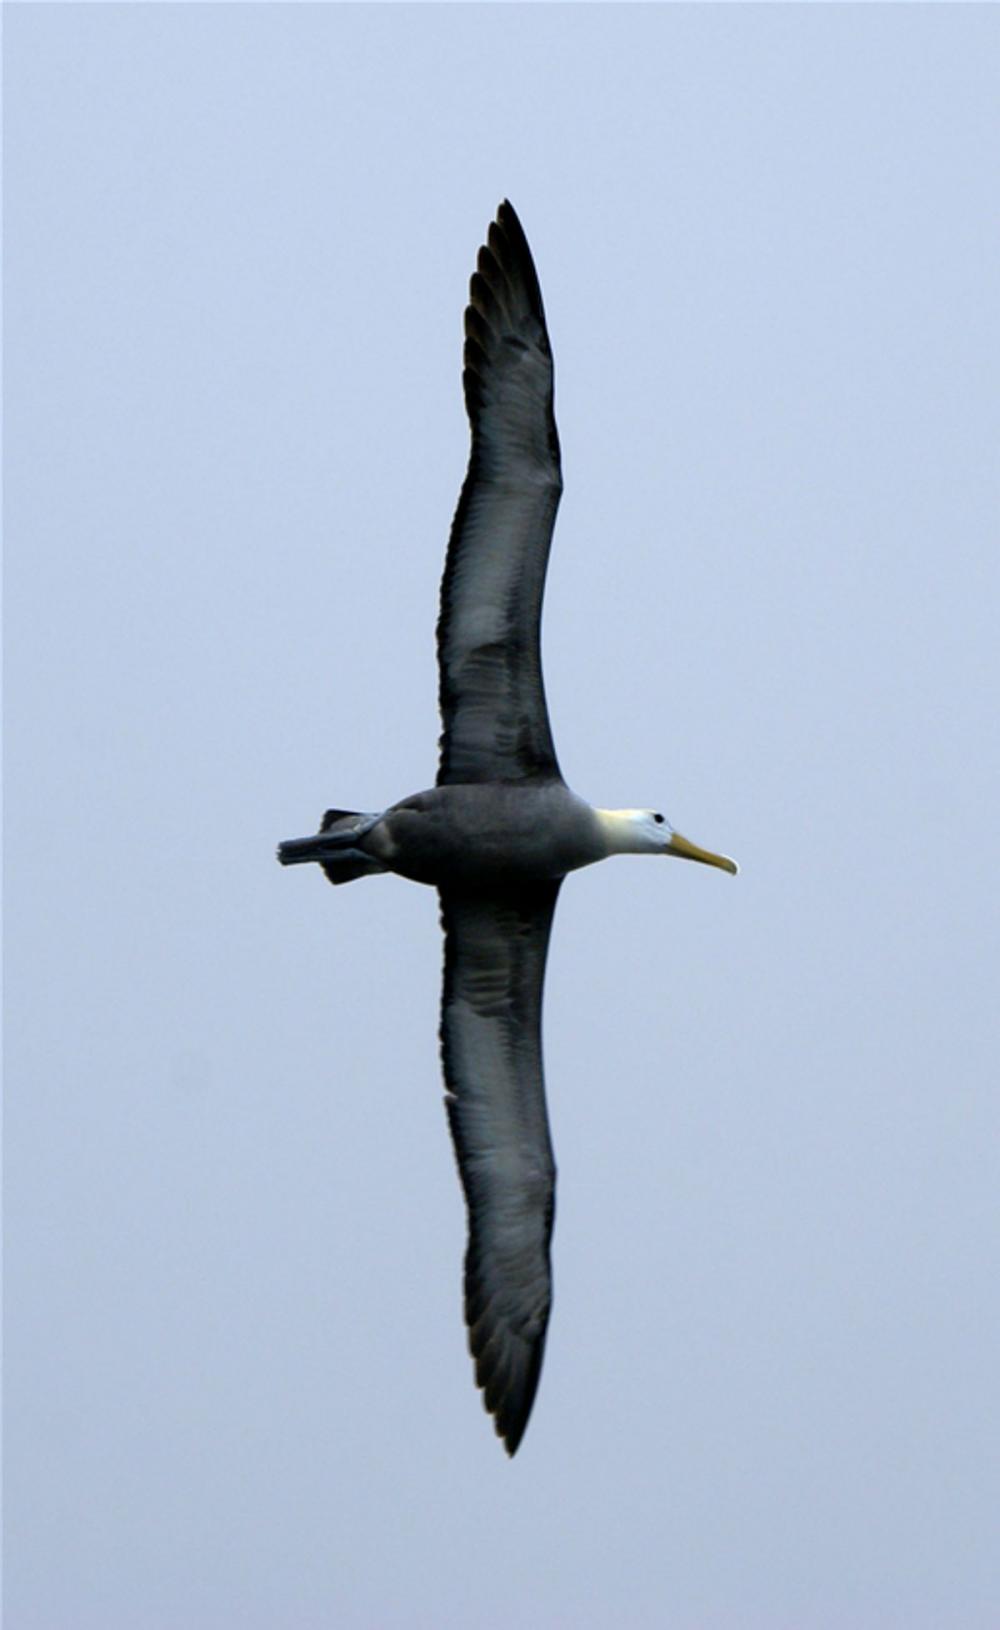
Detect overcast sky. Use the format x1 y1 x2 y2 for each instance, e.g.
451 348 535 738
6 7 1000 1628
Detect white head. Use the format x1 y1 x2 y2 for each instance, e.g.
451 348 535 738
596 808 738 873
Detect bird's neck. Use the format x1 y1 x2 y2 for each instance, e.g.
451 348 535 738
593 808 655 856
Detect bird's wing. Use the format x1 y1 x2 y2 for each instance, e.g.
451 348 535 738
438 881 561 1454
437 201 564 787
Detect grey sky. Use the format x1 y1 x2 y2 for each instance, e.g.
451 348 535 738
6 6 1000 1627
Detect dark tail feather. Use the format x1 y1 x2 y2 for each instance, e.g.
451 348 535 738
321 807 361 831
277 809 386 886
321 849 384 886
319 810 386 880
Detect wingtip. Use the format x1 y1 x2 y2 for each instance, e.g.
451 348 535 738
499 1410 529 1458
502 1432 521 1458
483 1387 532 1458
496 197 527 245
463 198 547 352
471 1311 548 1458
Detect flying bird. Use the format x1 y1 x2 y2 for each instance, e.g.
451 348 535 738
278 201 737 1455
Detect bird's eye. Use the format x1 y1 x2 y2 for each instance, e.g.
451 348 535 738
653 813 665 824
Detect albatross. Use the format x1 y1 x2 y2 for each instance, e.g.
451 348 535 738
278 201 737 1455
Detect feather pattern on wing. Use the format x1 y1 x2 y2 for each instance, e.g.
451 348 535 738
437 201 564 787
438 882 561 1453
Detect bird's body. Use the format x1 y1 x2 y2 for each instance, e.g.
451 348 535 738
279 202 736 1454
287 783 606 887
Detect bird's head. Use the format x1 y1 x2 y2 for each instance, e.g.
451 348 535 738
598 808 738 873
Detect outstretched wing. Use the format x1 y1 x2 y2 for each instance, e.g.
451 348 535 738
437 201 564 787
438 882 562 1454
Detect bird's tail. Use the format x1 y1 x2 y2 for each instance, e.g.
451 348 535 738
320 850 385 886
277 809 387 886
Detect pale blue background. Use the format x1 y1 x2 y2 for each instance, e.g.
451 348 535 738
6 6 1000 1627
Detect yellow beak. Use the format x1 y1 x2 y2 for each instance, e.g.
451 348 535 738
666 831 739 875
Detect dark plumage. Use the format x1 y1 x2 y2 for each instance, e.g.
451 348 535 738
437 203 563 788
279 202 737 1454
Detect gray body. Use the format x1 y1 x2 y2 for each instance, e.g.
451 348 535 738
278 202 735 1456
366 783 605 887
